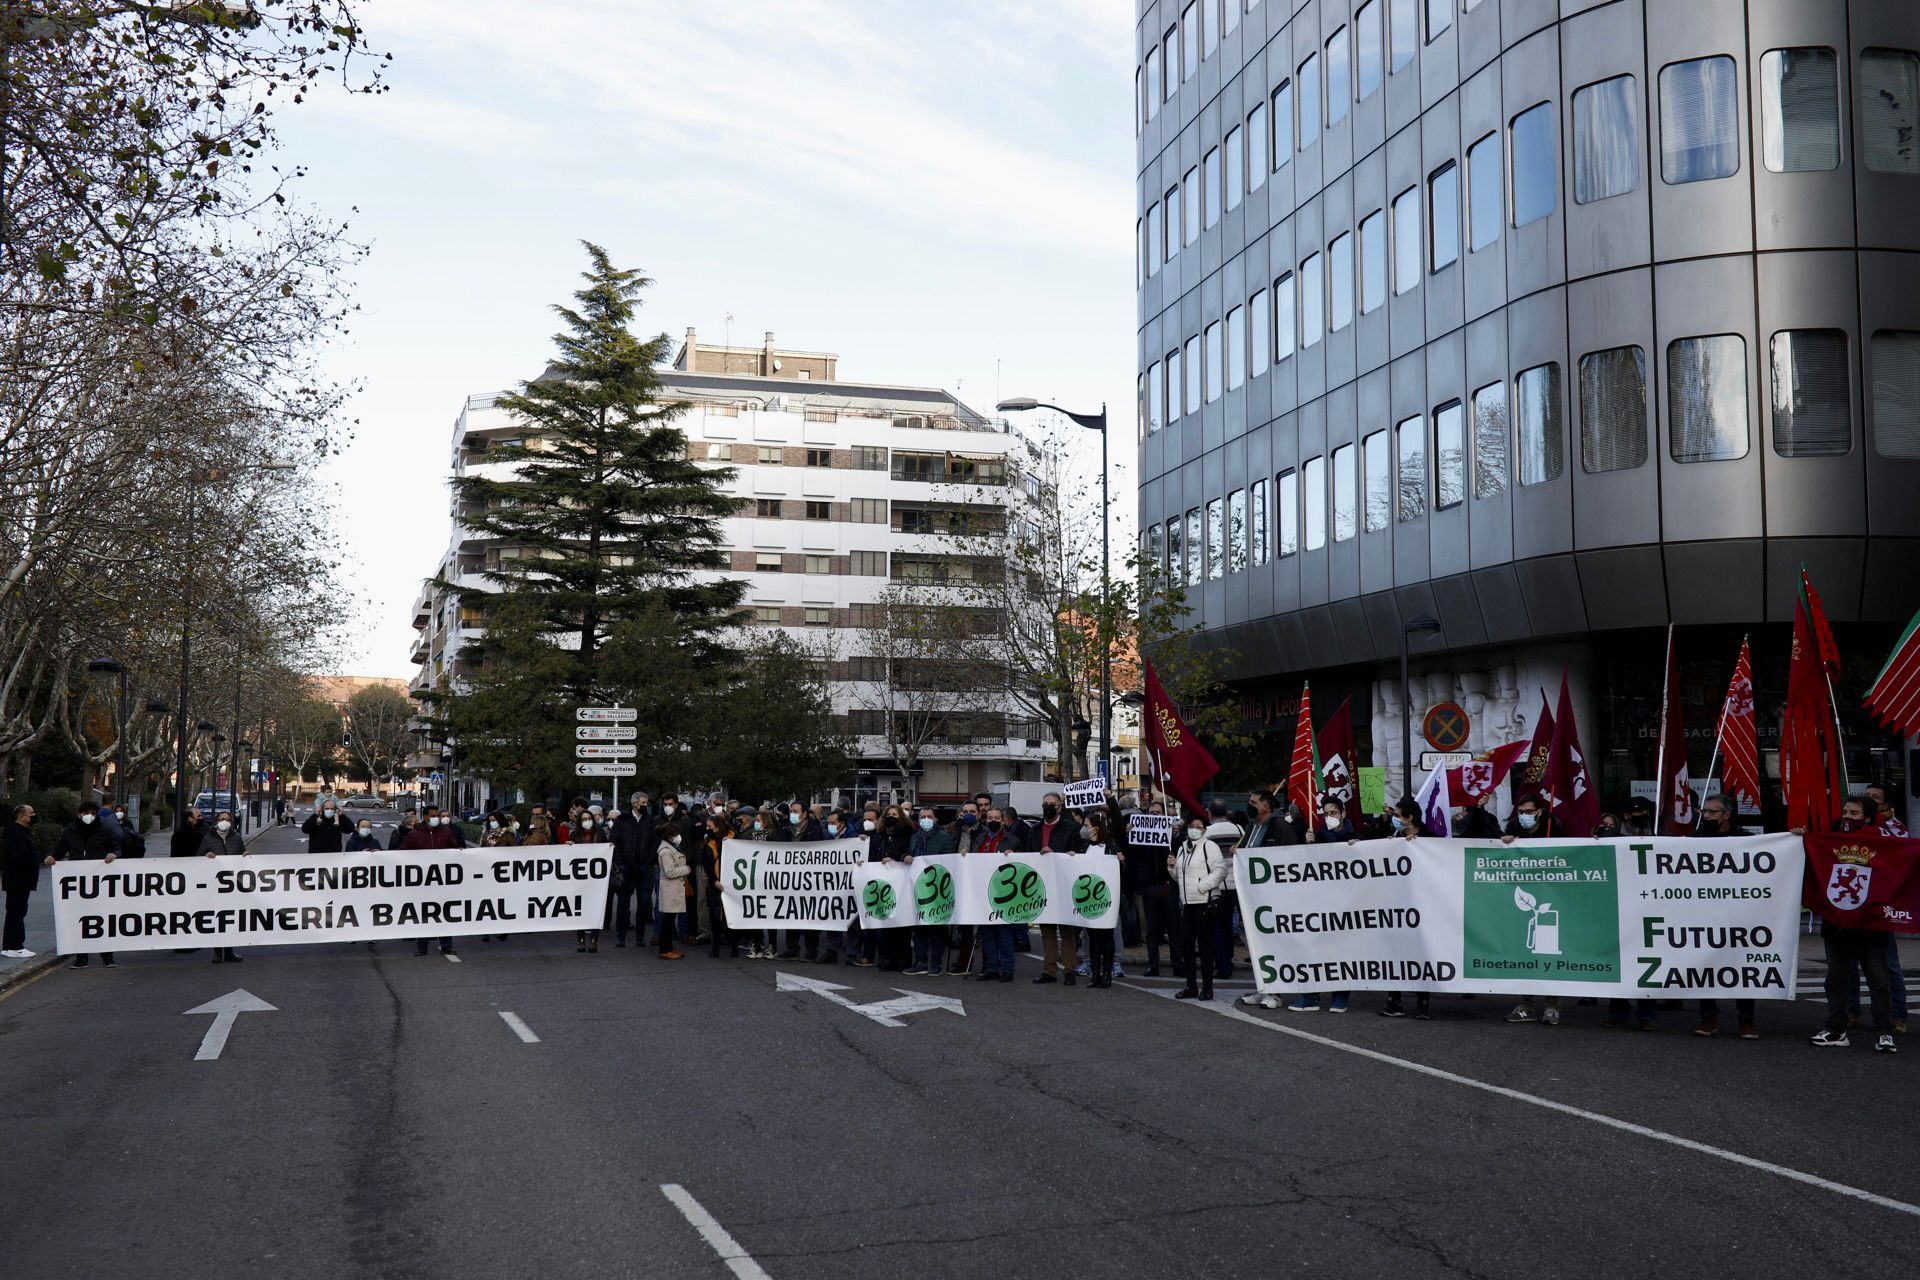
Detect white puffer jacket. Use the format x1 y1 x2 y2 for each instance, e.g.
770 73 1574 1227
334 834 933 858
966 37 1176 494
1170 834 1227 906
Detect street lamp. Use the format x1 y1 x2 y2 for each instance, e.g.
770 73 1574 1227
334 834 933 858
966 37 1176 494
997 397 1111 783
85 659 128 806
1400 614 1443 799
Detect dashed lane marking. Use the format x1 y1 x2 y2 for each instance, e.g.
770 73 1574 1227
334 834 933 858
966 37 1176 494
660 1183 771 1280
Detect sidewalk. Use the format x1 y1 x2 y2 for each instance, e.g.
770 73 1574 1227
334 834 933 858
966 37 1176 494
0 816 287 992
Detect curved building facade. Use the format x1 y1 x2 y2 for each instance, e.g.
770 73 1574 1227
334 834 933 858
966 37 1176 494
1134 0 1920 806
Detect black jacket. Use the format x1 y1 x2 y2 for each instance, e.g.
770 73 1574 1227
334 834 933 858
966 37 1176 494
778 816 826 843
119 827 147 858
56 819 118 860
171 820 205 857
1241 813 1300 848
345 832 384 852
867 823 912 862
303 812 352 853
1454 808 1504 840
3 821 41 892
610 810 658 871
1028 814 1087 854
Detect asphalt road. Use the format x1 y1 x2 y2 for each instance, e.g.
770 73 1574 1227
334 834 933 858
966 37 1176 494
1 818 1914 1279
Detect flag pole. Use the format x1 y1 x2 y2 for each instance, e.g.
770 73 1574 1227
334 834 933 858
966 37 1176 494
1654 626 1674 830
1802 566 1852 792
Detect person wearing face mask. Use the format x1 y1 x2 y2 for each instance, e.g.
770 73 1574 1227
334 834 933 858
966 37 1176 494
3 804 44 957
1170 817 1226 1000
1689 794 1760 1040
1449 794 1504 841
654 821 692 960
964 808 1019 981
1814 799 1899 1052
775 802 827 961
55 801 121 968
1031 791 1088 986
566 807 607 952
302 798 352 854
197 811 247 963
1498 793 1565 1027
1079 807 1123 989
345 817 384 852
902 807 957 977
861 806 914 969
522 804 556 847
741 809 780 958
1373 798 1436 1018
813 808 857 966
703 813 737 957
1837 796 1909 1036
609 793 656 949
666 795 711 948
170 806 204 859
399 806 460 957
112 807 145 858
1594 809 1622 838
480 811 522 941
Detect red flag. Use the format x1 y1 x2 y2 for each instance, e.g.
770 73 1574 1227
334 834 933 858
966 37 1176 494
1546 672 1600 837
1655 626 1697 835
1784 599 1846 834
1285 683 1321 817
1865 606 1920 741
1512 692 1555 794
1803 833 1920 931
1801 567 1844 683
1142 660 1219 817
1317 698 1357 808
1445 739 1530 802
1713 638 1762 807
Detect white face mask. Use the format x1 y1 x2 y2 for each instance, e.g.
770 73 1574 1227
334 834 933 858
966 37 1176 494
790 812 803 825
863 819 876 833
663 804 676 815
919 817 935 831
1518 813 1538 830
582 819 594 830
827 823 840 836
427 817 442 828
217 820 232 833
358 825 372 836
323 806 335 815
669 835 681 846
80 813 96 825
1187 828 1205 843
487 820 499 830
510 820 520 830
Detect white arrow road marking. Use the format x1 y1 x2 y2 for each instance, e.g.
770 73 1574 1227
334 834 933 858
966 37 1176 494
184 989 277 1061
498 1011 540 1043
660 1184 770 1280
775 971 964 1027
444 953 461 963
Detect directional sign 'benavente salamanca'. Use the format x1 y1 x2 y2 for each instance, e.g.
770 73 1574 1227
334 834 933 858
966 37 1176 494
577 725 638 740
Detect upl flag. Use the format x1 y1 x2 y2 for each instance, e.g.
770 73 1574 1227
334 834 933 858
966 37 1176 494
1318 698 1358 808
1143 660 1220 818
1802 833 1920 932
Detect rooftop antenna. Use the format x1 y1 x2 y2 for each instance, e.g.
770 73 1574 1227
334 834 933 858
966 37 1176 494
724 311 735 366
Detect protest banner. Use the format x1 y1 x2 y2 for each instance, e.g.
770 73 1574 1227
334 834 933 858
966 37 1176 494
1062 777 1107 808
52 846 614 954
1234 835 1803 998
722 837 864 931
1127 813 1177 848
1357 767 1387 816
854 852 1122 929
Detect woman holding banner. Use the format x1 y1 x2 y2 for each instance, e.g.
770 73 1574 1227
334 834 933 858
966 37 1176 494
1379 798 1432 1019
1171 818 1227 1001
1082 806 1122 989
703 813 736 958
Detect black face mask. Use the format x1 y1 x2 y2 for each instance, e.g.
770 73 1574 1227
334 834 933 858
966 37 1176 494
1042 803 1059 820
882 816 898 829
986 820 1002 832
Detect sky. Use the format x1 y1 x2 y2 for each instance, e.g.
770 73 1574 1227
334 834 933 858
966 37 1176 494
278 0 1139 678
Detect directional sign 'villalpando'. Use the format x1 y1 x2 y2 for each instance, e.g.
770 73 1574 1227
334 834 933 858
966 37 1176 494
575 744 636 759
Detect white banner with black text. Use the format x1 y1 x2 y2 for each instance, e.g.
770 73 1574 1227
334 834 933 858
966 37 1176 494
721 837 865 932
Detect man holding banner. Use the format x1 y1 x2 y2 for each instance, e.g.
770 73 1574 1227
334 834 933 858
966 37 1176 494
1031 792 1087 986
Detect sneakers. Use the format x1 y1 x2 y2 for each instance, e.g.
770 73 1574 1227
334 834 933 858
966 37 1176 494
1032 973 1058 985
1896 1019 1909 1035
815 950 839 965
1237 992 1265 1007
1504 1004 1536 1023
901 964 928 976
1738 1019 1759 1041
1693 1016 1719 1038
1380 998 1406 1018
1285 997 1321 1013
1541 1006 1561 1027
1599 1016 1629 1030
1063 972 1078 987
1810 1029 1850 1047
1074 961 1090 977
851 957 874 967
1259 994 1284 1010
0 948 33 958
1876 1034 1898 1054
1328 996 1349 1014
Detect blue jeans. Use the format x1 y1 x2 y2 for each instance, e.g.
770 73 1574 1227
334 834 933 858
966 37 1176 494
912 926 947 970
979 924 1014 975
1847 934 1909 1020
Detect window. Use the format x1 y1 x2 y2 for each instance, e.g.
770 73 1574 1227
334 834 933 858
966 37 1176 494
1201 0 1216 57
1250 478 1270 565
1147 523 1165 581
756 553 785 573
1392 185 1420 295
1472 381 1508 498
1276 469 1299 556
1434 400 1465 508
1860 49 1920 174
1205 319 1224 402
1163 187 1179 261
1326 27 1350 128
805 555 832 575
1329 232 1354 332
1166 348 1183 422
804 608 830 628
1396 416 1425 521
1204 147 1222 227
1206 496 1225 579
752 606 782 625
1145 46 1162 121
1226 126 1244 210
1429 162 1459 271
852 550 889 576
1184 508 1203 585
805 500 831 520
1304 456 1327 549
1332 443 1356 541
755 498 782 518
1660 56 1740 184
1166 515 1184 585
1872 331 1920 458
1760 48 1839 172
1137 217 1147 283
1363 430 1389 531
852 445 887 471
1579 346 1649 473
1516 363 1565 485
1183 169 1200 245
1359 210 1386 315
1248 103 1269 189
1573 75 1640 204
1250 289 1270 378
1272 81 1293 167
804 448 831 467
1274 274 1296 361
1466 131 1501 251
1298 54 1321 149
1145 204 1161 275
1148 361 1164 433
1226 306 1247 389
803 408 837 423
705 442 728 461
1184 336 1202 413
1390 0 1416 74
1300 253 1324 348
757 446 783 464
1224 0 1239 35
1227 488 1247 573
1356 1 1383 101
1426 0 1451 44
1164 26 1179 102
1510 102 1556 226
1669 335 1749 462
1770 330 1850 457
1182 4 1199 80
851 497 887 522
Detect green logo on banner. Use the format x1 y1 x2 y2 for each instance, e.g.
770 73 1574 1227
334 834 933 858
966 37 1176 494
1461 844 1620 983
863 878 897 921
1071 874 1111 919
915 865 955 924
988 862 1047 924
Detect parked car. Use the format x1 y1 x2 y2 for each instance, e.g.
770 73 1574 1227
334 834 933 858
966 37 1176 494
194 790 240 816
341 796 389 812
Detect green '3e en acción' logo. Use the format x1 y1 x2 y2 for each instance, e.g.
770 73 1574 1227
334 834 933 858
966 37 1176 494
988 862 1047 924
862 878 897 921
915 865 955 924
1071 874 1111 919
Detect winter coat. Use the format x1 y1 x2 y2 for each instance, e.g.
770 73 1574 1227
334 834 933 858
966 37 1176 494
610 810 657 871
868 824 912 862
57 819 118 861
303 811 352 853
481 828 519 848
118 826 147 858
197 827 246 856
344 832 385 852
1170 835 1227 906
388 823 417 850
908 824 956 857
170 820 205 857
656 838 692 913
399 824 459 851
1241 813 1299 848
3 821 41 892
777 815 826 843
1029 816 1087 854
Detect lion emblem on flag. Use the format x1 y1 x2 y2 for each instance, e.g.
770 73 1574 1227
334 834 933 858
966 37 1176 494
1459 761 1494 797
1827 863 1872 910
1726 673 1753 718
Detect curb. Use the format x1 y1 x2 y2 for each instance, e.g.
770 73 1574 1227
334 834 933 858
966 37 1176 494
0 952 61 996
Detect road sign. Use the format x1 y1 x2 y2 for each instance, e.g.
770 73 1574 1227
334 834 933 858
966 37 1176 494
575 762 638 777
576 744 636 759
775 972 965 1027
576 725 637 741
577 707 636 722
185 989 277 1061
